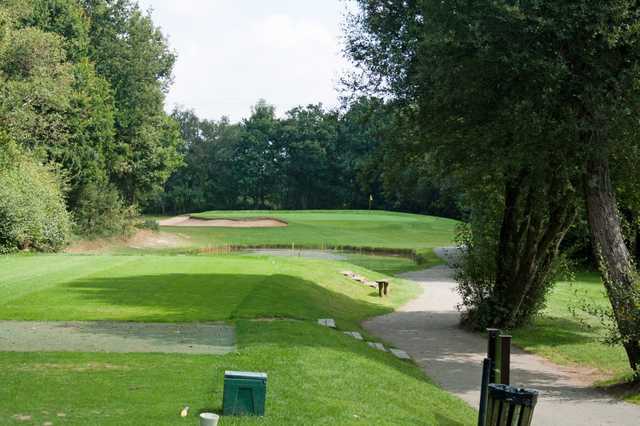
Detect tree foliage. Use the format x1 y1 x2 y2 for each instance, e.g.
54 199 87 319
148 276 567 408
345 0 640 372
0 0 182 241
151 99 460 216
82 0 182 204
0 137 71 253
345 0 580 328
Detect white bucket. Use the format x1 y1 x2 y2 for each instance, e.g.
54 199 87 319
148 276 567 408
199 412 220 426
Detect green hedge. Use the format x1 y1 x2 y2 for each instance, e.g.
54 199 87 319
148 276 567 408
0 138 71 253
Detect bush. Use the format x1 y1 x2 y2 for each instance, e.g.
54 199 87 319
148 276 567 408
0 138 71 253
73 181 137 238
455 221 500 329
455 178 572 330
136 219 160 232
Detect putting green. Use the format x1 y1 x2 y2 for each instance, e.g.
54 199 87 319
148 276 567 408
163 210 458 253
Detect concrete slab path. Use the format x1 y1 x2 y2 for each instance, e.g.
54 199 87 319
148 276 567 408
363 248 640 425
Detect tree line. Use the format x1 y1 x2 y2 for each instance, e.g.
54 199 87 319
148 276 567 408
151 99 461 217
0 0 181 250
345 0 640 375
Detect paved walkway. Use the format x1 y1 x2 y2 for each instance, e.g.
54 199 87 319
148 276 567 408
363 248 640 425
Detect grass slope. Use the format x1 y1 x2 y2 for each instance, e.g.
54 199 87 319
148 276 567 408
343 249 444 275
177 210 458 254
0 321 474 425
512 272 640 402
0 253 475 424
0 254 418 328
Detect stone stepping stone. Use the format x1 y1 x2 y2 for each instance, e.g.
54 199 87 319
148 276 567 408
318 318 336 328
390 348 411 360
367 342 386 352
343 331 363 340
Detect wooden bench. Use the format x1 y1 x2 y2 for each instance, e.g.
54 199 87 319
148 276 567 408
376 280 389 297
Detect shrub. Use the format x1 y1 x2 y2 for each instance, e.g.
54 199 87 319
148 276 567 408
455 220 500 329
136 219 160 232
0 138 71 253
455 177 573 330
73 181 137 238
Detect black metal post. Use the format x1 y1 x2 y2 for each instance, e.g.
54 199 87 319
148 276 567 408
477 358 491 426
499 335 512 385
486 328 499 383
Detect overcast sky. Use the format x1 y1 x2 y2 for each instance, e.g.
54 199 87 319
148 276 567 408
137 0 354 122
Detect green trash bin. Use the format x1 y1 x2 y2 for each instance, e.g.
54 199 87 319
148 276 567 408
486 384 538 426
223 370 267 416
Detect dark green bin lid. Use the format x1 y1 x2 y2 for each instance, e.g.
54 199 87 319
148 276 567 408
225 370 267 381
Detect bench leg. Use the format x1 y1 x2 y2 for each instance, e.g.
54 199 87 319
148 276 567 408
383 282 389 296
378 282 383 297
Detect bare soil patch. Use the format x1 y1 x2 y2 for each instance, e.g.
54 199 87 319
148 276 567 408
0 321 235 355
65 230 190 253
159 215 288 228
15 362 131 373
127 229 190 249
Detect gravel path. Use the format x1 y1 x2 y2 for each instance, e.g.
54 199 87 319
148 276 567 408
363 248 640 425
0 321 235 355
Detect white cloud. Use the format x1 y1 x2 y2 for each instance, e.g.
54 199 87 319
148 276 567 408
253 14 333 50
137 0 354 122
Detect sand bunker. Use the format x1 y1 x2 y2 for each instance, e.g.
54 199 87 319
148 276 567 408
159 215 288 228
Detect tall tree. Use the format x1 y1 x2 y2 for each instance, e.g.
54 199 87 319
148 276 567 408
345 0 580 328
235 100 281 209
82 0 182 204
156 108 241 214
345 0 640 371
279 104 338 209
1 0 183 236
561 2 640 373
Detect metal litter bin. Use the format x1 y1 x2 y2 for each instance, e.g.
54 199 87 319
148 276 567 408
223 370 267 416
486 384 538 426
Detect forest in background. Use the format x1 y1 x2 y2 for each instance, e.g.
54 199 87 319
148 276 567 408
156 99 461 217
0 0 460 255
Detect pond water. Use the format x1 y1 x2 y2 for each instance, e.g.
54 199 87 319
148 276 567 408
243 248 347 260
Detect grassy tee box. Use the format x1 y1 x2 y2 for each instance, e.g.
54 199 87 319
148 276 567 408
0 254 419 328
0 321 476 425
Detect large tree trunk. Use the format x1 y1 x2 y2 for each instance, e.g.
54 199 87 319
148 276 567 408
584 156 640 372
491 169 576 328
